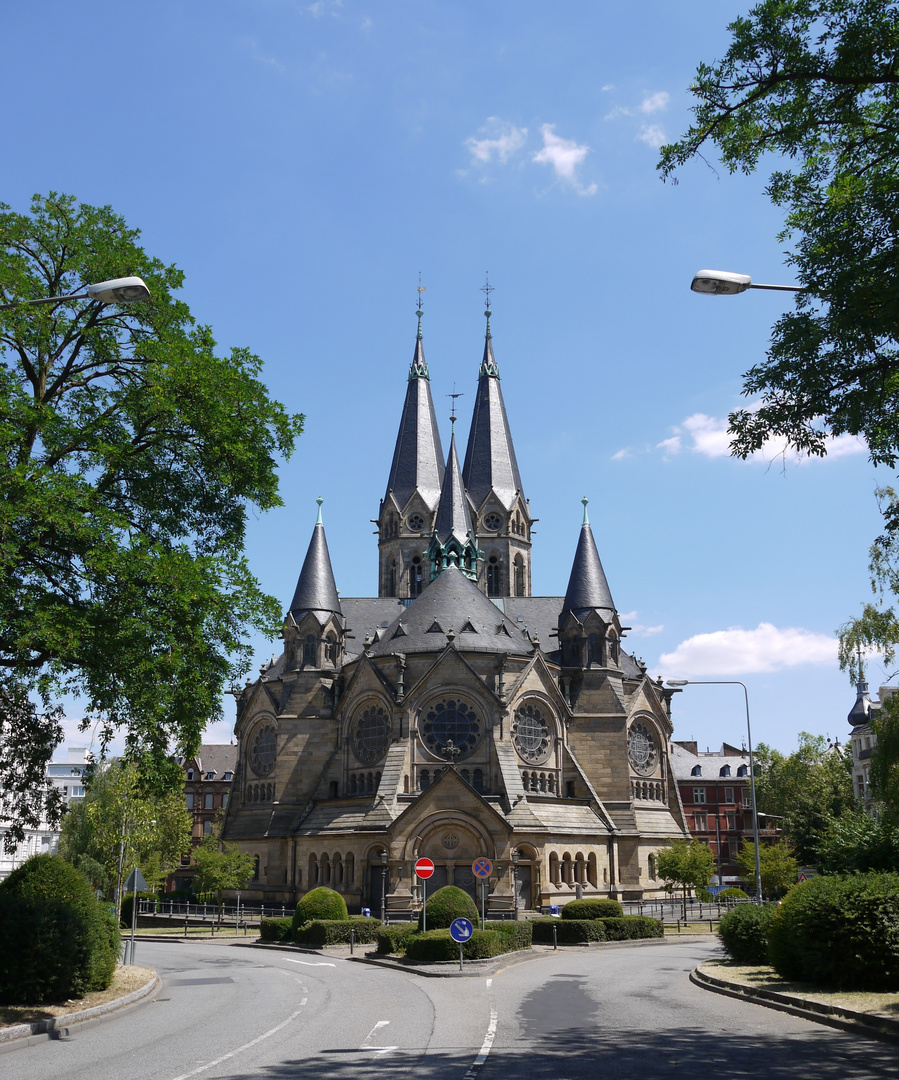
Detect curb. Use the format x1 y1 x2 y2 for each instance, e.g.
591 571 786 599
691 965 899 1043
0 973 159 1050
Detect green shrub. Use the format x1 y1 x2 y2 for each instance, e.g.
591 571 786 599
767 873 899 991
0 854 120 1005
260 917 294 942
376 923 419 954
718 904 776 964
418 886 478 930
405 928 510 962
718 887 748 901
696 888 715 903
600 916 663 940
484 921 533 949
531 918 607 944
294 917 382 946
561 898 624 919
292 887 348 935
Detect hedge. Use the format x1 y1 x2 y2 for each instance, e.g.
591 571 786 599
260 917 294 942
418 886 479 930
0 855 120 1005
376 923 420 954
561 898 624 919
405 928 512 962
717 903 776 964
767 873 899 991
294 917 383 946
484 921 533 949
599 916 663 940
531 918 607 944
292 887 348 935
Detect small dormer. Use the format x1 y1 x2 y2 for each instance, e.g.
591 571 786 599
691 765 702 777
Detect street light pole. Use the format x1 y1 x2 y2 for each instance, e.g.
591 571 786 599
511 849 520 921
690 269 805 295
380 850 388 925
666 679 763 902
0 276 151 310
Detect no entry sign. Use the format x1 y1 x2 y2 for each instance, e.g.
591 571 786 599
414 857 435 879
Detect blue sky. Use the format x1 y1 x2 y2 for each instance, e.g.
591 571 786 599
5 1 884 758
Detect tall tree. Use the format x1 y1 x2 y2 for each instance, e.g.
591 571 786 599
736 838 798 897
0 193 303 847
656 838 716 915
192 828 255 911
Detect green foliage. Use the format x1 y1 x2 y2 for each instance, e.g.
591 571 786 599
718 887 749 900
531 919 607 944
599 916 664 940
404 927 517 962
120 891 157 928
872 691 899 818
656 839 716 896
718 903 778 964
292 887 348 933
736 839 799 898
818 809 899 872
0 192 303 844
753 735 854 864
697 887 748 902
192 831 255 902
417 885 478 930
259 917 294 942
376 923 420 954
561 898 624 919
294 918 382 946
0 854 120 1004
59 758 192 903
768 873 899 990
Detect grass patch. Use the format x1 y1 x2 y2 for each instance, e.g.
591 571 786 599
0 965 154 1028
701 959 899 1017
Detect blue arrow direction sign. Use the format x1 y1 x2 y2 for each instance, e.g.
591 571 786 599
450 917 474 943
472 857 493 878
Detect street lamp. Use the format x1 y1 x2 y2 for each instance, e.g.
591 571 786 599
380 850 388 925
0 275 151 310
665 679 763 902
511 848 520 921
690 269 805 295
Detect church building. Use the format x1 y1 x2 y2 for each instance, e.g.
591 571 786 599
222 302 689 914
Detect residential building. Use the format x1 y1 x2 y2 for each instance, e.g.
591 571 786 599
170 744 237 893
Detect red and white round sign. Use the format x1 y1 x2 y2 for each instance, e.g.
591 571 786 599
414 857 435 879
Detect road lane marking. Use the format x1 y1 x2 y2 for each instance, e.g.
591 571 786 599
282 958 336 967
169 1008 305 1080
361 1020 398 1054
463 981 498 1080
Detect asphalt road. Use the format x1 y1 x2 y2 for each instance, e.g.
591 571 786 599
3 939 898 1080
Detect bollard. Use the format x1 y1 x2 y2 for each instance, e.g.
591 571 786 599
677 919 681 934
350 928 355 955
553 924 557 950
709 919 713 933
185 910 189 937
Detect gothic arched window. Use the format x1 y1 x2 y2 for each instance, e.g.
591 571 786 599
410 554 424 597
587 633 601 665
303 634 317 667
514 554 524 596
487 555 501 597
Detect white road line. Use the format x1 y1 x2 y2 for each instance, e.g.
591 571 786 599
282 958 336 967
169 1008 304 1080
463 981 498 1080
361 1020 398 1054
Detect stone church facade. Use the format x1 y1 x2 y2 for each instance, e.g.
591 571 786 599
222 305 688 914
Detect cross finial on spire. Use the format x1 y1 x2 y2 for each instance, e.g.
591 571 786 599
481 273 494 339
416 273 426 340
582 496 589 525
448 384 464 431
316 496 324 524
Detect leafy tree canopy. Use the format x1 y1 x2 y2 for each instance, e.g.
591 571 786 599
192 829 255 903
660 0 899 467
0 193 303 847
736 838 798 897
656 838 716 897
817 807 899 871
753 733 854 862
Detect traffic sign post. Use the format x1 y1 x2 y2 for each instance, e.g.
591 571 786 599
472 858 492 930
415 858 435 932
450 917 474 970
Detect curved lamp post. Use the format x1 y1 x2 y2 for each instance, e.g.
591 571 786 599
380 849 388 925
0 275 151 310
666 679 763 902
511 848 520 921
691 269 804 295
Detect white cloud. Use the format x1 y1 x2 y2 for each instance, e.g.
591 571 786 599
656 434 682 457
611 448 631 461
640 91 669 114
465 119 528 165
657 622 837 677
533 124 597 195
620 612 665 637
307 0 343 16
638 124 666 149
601 84 615 92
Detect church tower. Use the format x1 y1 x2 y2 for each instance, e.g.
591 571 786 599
377 300 445 598
462 299 533 597
427 410 482 582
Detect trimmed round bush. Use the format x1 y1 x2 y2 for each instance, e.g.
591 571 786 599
561 898 624 919
718 903 776 964
767 873 899 991
418 886 478 930
292 886 348 934
0 854 120 1005
718 887 748 900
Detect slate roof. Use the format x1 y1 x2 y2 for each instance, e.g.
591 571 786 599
561 504 615 619
192 744 237 776
461 318 525 512
288 507 341 621
383 328 445 512
669 741 751 781
848 676 873 727
433 432 474 546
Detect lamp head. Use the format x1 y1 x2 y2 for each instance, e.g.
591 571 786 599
86 276 151 304
666 679 689 687
691 270 752 295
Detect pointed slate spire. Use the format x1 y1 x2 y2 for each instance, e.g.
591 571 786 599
562 498 615 619
462 304 525 511
289 498 342 620
383 306 445 511
428 417 481 581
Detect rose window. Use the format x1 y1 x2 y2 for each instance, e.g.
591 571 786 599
512 702 551 765
421 700 480 759
628 721 657 776
484 511 503 531
352 705 390 765
250 723 277 777
407 512 425 532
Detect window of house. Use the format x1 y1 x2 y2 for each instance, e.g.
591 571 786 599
204 793 214 810
742 788 751 807
724 786 734 803
694 812 708 831
203 821 213 835
691 765 702 777
222 793 229 808
186 769 194 781
726 813 736 830
186 793 195 809
223 772 232 781
693 787 706 804
719 765 731 777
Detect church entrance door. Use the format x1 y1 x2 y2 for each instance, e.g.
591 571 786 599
515 865 532 911
453 865 477 903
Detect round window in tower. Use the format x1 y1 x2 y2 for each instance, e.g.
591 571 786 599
250 723 277 777
407 512 425 533
484 511 503 532
627 721 657 776
512 702 551 765
352 705 390 765
421 700 481 760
